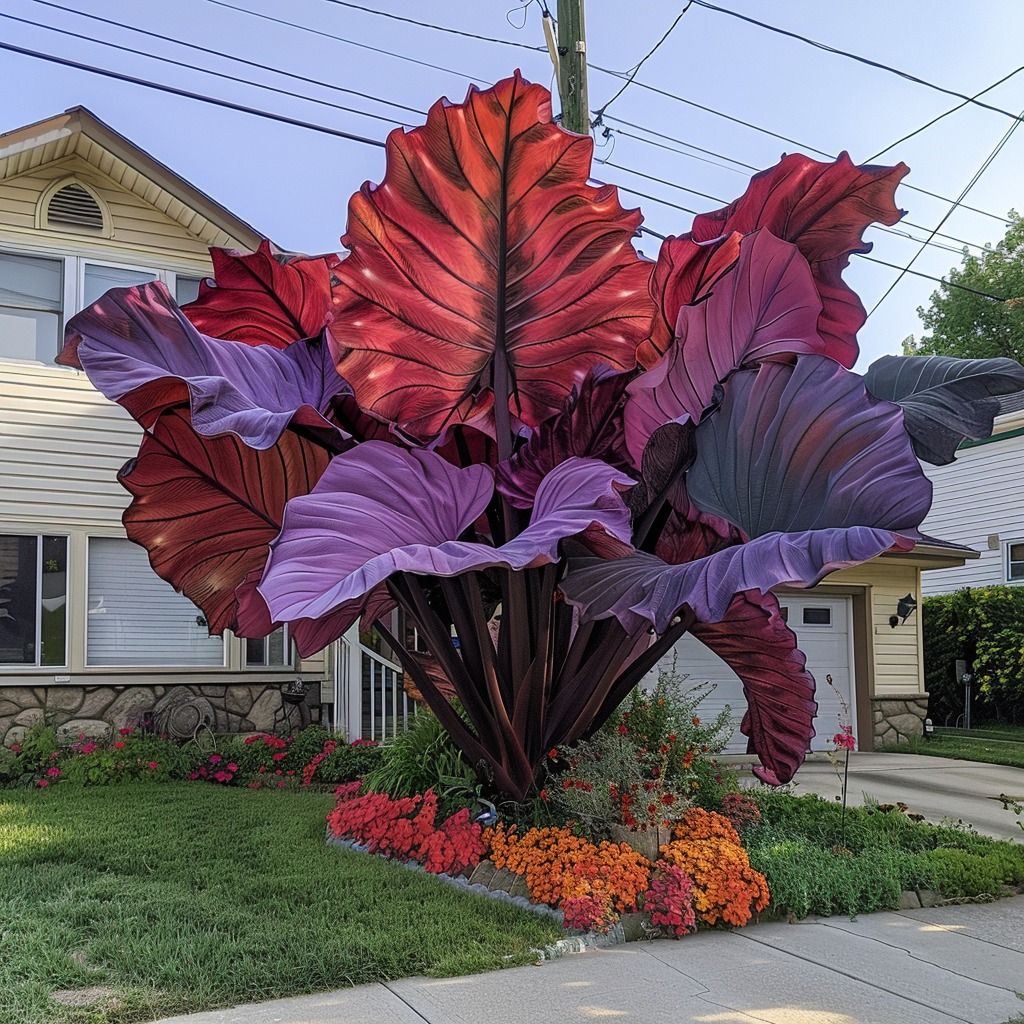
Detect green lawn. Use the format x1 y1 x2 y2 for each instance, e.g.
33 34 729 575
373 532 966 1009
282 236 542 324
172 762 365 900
0 784 560 1024
877 730 1024 770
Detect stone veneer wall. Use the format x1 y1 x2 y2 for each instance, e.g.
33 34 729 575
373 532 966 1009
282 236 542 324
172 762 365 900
871 694 929 746
0 683 322 747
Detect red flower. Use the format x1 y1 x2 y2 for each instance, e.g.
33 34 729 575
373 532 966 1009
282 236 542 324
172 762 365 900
272 751 287 761
618 725 628 735
148 761 159 769
540 789 550 802
119 727 133 736
9 743 21 753
114 741 125 749
37 779 49 788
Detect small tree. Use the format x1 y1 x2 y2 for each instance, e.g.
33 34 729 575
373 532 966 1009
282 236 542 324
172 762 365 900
913 212 1024 364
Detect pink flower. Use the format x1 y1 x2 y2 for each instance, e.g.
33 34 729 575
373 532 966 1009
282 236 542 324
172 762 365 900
208 754 222 765
272 752 287 761
148 761 159 769
119 727 133 736
37 778 49 788
226 762 238 772
46 766 60 777
114 741 125 750
213 770 232 783
9 743 22 753
79 742 97 755
832 731 856 750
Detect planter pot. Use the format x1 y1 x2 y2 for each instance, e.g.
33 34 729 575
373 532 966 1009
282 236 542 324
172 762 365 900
608 823 673 861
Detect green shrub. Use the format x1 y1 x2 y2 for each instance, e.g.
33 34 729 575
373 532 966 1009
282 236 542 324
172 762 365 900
917 848 1007 898
923 586 1024 724
15 722 59 772
316 741 382 784
0 745 22 785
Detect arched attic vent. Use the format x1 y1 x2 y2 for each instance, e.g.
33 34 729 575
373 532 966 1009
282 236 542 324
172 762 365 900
41 181 107 234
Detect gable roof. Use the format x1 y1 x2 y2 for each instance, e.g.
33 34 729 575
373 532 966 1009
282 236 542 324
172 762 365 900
0 106 264 252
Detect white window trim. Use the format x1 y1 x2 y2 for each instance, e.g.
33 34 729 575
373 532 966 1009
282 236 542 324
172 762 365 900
1005 539 1024 584
0 530 69 671
244 626 292 670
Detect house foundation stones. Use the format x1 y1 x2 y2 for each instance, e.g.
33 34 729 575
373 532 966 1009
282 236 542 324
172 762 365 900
871 694 929 746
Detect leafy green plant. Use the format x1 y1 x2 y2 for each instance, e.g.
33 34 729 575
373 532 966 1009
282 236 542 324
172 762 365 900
0 746 22 785
314 739 382 785
14 723 59 772
923 586 1024 725
917 848 1007 899
362 711 478 815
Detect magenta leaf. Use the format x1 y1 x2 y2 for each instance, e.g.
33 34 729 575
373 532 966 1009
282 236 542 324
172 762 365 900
560 526 913 634
687 356 932 537
689 153 908 367
688 591 817 785
59 282 351 451
259 448 634 623
863 354 1024 465
181 239 341 348
625 231 823 461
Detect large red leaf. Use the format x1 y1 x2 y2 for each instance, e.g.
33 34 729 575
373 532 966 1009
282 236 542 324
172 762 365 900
689 153 908 367
328 72 654 441
182 240 342 348
119 406 332 635
688 591 817 785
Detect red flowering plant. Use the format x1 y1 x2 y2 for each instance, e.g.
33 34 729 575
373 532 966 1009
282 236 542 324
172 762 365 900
548 660 732 836
641 863 697 937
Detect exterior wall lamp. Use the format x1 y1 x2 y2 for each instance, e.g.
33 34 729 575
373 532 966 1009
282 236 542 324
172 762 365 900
889 593 917 629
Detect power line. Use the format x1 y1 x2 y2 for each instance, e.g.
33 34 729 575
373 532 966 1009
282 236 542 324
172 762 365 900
858 254 1008 302
867 107 1024 317
868 64 1024 162
206 0 1012 225
31 0 428 118
2 9 417 130
591 3 692 123
207 0 495 87
0 40 387 148
316 0 545 51
690 0 1024 126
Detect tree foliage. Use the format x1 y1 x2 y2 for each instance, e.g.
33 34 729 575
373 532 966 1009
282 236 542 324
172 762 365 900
915 212 1024 363
923 586 1024 725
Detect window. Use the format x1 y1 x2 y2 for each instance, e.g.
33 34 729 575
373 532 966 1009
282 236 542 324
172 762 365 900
0 252 63 361
802 606 832 626
1007 542 1024 582
86 537 224 667
0 248 206 363
245 626 289 668
0 534 67 667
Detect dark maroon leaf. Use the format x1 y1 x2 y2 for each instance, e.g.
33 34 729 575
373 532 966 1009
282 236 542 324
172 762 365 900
119 405 332 635
689 591 817 785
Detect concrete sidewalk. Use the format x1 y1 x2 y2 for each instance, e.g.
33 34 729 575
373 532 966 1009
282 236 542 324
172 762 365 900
150 897 1024 1024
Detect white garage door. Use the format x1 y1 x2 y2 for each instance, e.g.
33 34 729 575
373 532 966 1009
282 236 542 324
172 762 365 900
650 594 855 754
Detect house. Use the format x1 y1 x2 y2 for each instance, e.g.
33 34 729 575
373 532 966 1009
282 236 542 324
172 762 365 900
919 398 1024 597
649 547 973 752
0 107 410 747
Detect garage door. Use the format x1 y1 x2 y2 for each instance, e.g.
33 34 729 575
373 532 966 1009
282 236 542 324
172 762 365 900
649 594 855 754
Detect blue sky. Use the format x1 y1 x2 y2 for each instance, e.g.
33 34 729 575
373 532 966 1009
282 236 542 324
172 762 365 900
2 0 1023 370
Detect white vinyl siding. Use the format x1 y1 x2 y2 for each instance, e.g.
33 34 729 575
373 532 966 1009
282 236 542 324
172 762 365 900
86 537 224 668
921 426 1024 595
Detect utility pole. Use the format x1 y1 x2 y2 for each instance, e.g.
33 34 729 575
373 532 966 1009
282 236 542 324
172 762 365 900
555 0 589 135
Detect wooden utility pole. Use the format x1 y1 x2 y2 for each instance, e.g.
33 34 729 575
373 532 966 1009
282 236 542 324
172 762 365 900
555 0 589 135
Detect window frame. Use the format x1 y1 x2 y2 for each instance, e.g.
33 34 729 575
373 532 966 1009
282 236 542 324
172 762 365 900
1005 540 1024 583
244 626 292 670
0 241 207 365
0 531 69 671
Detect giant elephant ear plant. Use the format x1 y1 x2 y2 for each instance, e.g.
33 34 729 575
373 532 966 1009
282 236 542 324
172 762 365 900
58 73 1024 800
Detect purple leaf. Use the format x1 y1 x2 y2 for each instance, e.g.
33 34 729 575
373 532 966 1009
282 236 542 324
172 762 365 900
59 282 351 450
559 526 914 634
864 354 1024 465
259 446 634 622
688 591 817 785
625 231 823 462
687 355 932 536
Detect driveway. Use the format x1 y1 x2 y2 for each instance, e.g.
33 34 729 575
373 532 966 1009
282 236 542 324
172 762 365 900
731 752 1024 841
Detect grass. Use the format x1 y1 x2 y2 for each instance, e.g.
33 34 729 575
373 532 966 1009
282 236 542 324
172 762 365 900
0 784 561 1024
876 731 1024 770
